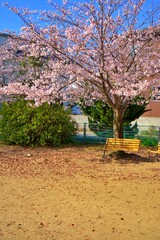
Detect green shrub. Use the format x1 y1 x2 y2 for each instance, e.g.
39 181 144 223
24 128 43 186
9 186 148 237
139 136 158 147
0 99 77 147
123 122 139 139
138 126 159 147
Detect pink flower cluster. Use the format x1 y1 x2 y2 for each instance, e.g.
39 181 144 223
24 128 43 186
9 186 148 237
0 0 159 110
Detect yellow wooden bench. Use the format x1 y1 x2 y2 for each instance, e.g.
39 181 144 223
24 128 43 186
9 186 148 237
102 138 140 161
148 144 160 161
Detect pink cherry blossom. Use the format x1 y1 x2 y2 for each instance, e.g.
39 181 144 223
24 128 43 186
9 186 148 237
0 0 159 138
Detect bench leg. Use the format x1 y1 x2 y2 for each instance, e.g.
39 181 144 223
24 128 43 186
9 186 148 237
102 150 106 161
149 152 159 162
149 152 151 161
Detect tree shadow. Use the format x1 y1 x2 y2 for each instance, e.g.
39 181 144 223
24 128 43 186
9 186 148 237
100 151 158 164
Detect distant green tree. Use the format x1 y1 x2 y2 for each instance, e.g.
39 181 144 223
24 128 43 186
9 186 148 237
80 99 149 138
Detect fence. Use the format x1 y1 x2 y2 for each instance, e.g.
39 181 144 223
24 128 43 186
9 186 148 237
0 121 159 147
73 123 160 146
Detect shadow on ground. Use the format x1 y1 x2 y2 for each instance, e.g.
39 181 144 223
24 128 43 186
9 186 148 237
99 151 159 164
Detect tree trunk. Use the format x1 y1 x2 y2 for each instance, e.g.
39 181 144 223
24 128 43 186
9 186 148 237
113 108 124 138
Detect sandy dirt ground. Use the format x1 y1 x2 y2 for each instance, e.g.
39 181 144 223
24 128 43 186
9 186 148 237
0 144 160 240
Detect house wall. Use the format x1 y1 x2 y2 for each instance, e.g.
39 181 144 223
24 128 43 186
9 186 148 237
142 101 160 117
132 117 160 126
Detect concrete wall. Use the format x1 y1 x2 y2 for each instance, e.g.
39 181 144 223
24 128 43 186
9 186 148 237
71 115 88 124
71 114 160 127
132 117 160 127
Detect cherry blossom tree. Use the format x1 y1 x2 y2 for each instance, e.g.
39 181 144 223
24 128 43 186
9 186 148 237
0 0 160 138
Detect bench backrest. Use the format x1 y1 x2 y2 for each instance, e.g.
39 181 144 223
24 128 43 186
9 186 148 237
105 138 140 152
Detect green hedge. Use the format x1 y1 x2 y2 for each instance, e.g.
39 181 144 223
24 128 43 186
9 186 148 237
138 126 159 147
0 99 77 147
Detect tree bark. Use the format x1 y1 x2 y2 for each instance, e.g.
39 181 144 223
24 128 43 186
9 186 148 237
113 108 124 138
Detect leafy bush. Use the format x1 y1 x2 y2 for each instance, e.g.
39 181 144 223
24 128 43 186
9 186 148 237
123 122 139 139
0 99 77 147
138 126 159 147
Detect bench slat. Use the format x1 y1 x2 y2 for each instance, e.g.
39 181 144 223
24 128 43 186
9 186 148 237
148 144 160 153
102 138 140 161
107 147 139 151
148 144 160 161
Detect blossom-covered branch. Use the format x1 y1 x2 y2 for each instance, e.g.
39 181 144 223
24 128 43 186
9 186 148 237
0 0 159 137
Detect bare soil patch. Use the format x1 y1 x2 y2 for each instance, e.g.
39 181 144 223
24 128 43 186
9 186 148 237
0 145 160 240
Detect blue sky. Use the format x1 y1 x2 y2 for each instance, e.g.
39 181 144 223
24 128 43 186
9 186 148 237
0 0 159 33
0 0 58 33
